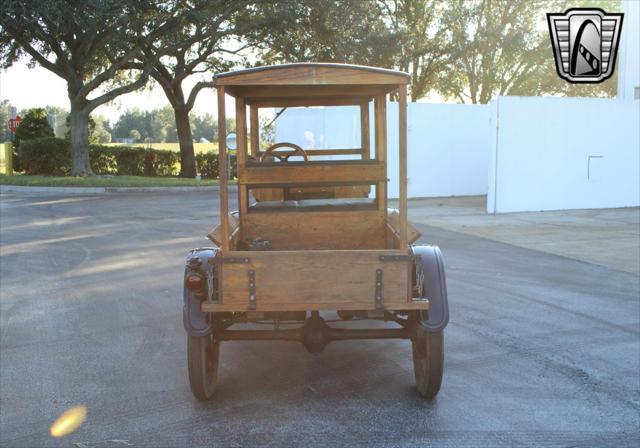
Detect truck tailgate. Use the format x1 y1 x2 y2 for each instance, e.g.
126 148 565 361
202 250 420 312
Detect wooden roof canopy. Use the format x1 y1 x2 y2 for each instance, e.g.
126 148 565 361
213 63 410 104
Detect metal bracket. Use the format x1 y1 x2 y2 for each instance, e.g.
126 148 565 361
375 269 383 310
248 269 256 310
206 269 217 303
209 257 251 264
379 255 417 262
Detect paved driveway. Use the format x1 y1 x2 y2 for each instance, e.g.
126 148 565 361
1 192 638 447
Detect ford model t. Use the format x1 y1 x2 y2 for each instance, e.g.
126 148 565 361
183 63 449 400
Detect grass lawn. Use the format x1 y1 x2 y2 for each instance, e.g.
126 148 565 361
105 142 218 154
0 174 225 188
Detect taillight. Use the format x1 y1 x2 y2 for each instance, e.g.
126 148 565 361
186 273 204 292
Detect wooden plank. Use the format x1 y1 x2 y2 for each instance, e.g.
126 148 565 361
398 85 408 247
251 185 371 202
207 250 414 312
256 148 362 157
242 210 385 250
208 213 240 247
215 64 408 86
385 222 400 249
238 163 386 186
360 101 370 160
202 300 429 312
387 210 421 244
250 105 259 157
236 97 247 165
236 97 248 216
374 95 387 214
217 87 229 251
228 85 395 99
247 96 370 107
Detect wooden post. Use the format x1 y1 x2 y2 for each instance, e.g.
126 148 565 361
360 101 370 160
217 87 229 251
4 142 13 175
250 105 259 158
374 95 387 213
236 97 248 216
398 85 408 248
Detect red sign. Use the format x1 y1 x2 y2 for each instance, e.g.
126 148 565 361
8 115 22 133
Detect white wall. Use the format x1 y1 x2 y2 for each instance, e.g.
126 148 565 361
275 102 491 198
275 106 362 149
487 96 640 213
618 0 640 100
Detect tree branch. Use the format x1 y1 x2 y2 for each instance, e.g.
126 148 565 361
77 46 143 99
85 66 150 112
186 81 216 111
13 35 65 77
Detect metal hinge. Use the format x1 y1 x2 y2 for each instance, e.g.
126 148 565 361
206 269 218 303
209 256 251 264
375 269 383 310
247 269 256 310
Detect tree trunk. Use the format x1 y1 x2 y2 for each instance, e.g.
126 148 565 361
69 106 95 176
174 107 196 178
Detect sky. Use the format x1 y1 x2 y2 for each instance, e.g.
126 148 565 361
0 61 233 123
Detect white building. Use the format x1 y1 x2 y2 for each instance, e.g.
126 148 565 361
275 3 639 213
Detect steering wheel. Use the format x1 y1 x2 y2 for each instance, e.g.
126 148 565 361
260 142 308 162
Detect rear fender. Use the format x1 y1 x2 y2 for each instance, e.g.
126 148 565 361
411 245 449 332
183 248 218 337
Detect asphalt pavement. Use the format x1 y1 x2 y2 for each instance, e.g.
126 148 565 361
1 192 638 447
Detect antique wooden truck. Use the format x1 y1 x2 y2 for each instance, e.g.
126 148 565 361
183 63 449 400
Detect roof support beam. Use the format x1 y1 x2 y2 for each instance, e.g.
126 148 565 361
398 85 408 248
217 86 229 252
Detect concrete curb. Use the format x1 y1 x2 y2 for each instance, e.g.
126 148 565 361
1 184 237 195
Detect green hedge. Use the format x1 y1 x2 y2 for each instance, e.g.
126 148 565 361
18 140 220 178
20 137 71 175
195 152 219 179
90 145 180 177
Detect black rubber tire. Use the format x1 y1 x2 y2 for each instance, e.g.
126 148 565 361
412 327 444 399
187 333 219 401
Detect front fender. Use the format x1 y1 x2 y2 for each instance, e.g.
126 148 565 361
411 245 449 332
183 247 218 337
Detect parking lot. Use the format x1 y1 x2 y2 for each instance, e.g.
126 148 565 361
1 191 638 447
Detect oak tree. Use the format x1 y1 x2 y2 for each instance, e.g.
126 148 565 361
134 0 253 177
0 0 149 176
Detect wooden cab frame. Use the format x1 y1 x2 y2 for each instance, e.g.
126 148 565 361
207 63 422 313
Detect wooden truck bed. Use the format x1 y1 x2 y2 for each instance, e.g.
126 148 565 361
204 208 425 312
201 249 429 312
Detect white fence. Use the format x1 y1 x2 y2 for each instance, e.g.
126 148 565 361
487 96 640 213
274 96 639 213
275 102 491 199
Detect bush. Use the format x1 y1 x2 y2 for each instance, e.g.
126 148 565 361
89 145 118 175
152 150 179 176
196 152 219 179
13 108 55 171
20 137 71 175
17 140 189 178
112 146 145 175
88 145 179 177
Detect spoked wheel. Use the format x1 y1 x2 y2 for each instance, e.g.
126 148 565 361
187 332 220 401
412 322 444 399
